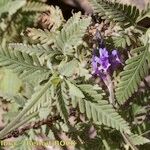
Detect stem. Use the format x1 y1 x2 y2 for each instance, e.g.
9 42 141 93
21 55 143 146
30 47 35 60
2 115 61 140
104 74 138 150
0 79 51 139
121 132 139 150
103 73 115 105
102 139 110 150
141 130 150 136
10 112 38 132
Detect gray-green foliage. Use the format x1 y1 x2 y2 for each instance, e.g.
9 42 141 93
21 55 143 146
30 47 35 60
89 0 140 28
0 0 26 17
72 84 131 133
0 0 150 150
129 134 150 145
116 45 149 104
0 45 50 83
22 1 51 12
55 12 91 55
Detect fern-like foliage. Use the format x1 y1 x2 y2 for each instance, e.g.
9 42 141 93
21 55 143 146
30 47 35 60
25 84 52 115
112 30 140 49
55 12 91 55
137 3 150 22
9 43 55 58
0 0 26 17
89 0 140 28
129 134 150 145
39 5 64 31
67 82 131 134
112 35 131 48
0 45 51 82
0 78 52 139
1 1 150 148
116 45 149 104
58 59 79 77
26 5 64 31
22 1 50 12
56 82 69 123
26 28 58 45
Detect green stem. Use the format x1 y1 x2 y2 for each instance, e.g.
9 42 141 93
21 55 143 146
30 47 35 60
121 132 138 150
0 79 51 139
102 139 110 150
10 112 38 132
104 74 138 150
141 130 150 136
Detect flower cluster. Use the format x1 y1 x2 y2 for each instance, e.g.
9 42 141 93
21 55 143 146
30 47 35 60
92 47 121 79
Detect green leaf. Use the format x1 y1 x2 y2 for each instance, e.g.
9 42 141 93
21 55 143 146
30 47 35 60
78 62 92 80
9 43 53 58
26 28 58 45
66 80 85 98
56 82 69 123
129 134 150 145
39 107 51 119
0 79 52 139
116 46 149 104
22 1 50 12
26 84 52 115
89 0 140 28
78 84 104 101
25 5 64 31
55 12 91 55
58 59 79 77
71 84 131 134
0 0 26 17
137 4 150 22
0 45 51 83
112 33 135 48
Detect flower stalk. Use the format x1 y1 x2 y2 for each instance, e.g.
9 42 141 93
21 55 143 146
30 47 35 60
103 73 115 105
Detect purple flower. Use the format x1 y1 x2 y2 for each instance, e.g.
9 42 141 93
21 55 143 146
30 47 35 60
110 50 122 68
92 55 100 75
98 48 111 72
92 48 121 79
